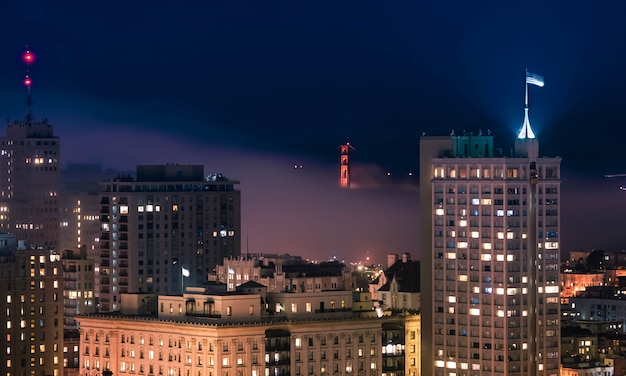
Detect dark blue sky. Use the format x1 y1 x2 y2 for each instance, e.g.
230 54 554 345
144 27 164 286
1 1 626 259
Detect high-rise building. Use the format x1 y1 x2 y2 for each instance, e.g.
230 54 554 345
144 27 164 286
420 123 561 374
98 164 240 312
0 49 61 249
0 234 64 376
0 114 61 249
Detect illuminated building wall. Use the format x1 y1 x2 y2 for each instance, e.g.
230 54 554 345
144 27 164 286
212 256 352 293
98 165 240 312
560 272 604 303
62 249 96 330
0 242 64 376
77 290 421 376
420 132 561 376
59 193 102 259
0 119 60 249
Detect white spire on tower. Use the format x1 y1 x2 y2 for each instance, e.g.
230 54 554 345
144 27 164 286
517 70 544 140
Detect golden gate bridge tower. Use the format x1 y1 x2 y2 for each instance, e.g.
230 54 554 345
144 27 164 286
339 141 355 188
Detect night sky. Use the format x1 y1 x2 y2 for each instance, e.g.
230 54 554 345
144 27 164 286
1 1 626 262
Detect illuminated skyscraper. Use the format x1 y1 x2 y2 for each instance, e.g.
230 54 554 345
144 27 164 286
420 126 561 375
98 164 240 312
0 49 60 249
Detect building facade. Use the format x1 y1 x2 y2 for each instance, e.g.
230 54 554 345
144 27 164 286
77 289 421 376
59 192 101 259
98 165 240 312
0 118 61 248
0 239 64 376
62 249 96 330
420 126 561 374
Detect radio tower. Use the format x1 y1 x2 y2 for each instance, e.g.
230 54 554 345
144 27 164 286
339 140 355 188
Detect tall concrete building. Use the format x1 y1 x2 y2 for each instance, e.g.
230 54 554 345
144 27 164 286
0 118 61 249
98 165 240 312
0 234 64 376
420 121 561 373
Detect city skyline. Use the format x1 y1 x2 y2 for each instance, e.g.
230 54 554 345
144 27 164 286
1 1 626 261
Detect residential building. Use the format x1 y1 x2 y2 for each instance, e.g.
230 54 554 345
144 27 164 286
77 287 421 376
212 255 352 293
98 165 240 312
561 362 614 376
62 249 96 330
369 253 420 312
0 234 64 376
561 271 605 304
420 121 561 373
59 192 101 259
568 286 626 327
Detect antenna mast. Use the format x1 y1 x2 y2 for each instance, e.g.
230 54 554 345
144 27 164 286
22 47 36 124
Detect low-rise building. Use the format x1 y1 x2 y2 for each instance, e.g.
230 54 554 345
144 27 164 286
77 287 421 376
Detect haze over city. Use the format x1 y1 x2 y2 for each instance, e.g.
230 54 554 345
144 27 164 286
2 1 626 261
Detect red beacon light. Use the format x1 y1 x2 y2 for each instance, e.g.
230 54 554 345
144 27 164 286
24 76 32 87
23 50 35 64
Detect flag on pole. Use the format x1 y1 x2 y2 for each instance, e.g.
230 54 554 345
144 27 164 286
526 71 545 87
181 267 190 277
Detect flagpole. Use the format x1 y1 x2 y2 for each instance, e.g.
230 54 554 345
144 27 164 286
525 69 529 108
